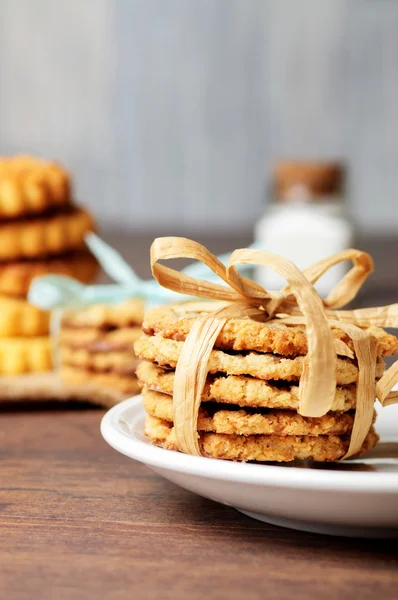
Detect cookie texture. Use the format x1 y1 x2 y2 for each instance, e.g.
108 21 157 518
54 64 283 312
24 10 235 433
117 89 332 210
134 334 385 385
0 295 49 336
143 302 398 357
0 206 95 260
137 361 358 412
60 326 142 351
145 414 379 462
62 298 145 329
0 337 52 374
142 387 357 436
61 365 141 395
0 249 99 296
0 155 70 218
61 347 140 375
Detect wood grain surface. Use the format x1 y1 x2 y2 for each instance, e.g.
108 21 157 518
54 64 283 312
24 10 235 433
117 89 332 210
1 407 398 600
1 232 398 600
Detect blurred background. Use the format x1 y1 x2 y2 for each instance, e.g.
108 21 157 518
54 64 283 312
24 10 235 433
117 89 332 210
1 0 398 237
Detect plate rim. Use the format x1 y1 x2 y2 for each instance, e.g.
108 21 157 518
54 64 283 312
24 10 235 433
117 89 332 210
101 395 398 493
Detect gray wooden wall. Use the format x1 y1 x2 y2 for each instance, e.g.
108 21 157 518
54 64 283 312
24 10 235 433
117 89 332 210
0 0 397 233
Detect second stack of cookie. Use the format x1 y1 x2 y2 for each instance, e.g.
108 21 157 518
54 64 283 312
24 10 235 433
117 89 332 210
60 298 145 397
135 301 398 462
0 155 98 375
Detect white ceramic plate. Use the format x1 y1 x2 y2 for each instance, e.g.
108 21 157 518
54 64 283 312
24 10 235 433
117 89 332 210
101 395 398 538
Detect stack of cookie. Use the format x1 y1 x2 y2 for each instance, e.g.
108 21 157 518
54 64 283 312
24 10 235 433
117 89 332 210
0 155 98 375
135 301 398 462
59 298 145 398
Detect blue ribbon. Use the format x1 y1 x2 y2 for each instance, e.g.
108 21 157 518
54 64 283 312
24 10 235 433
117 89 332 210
28 233 257 310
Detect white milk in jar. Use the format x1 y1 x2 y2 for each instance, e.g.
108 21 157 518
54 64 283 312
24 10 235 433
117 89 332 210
254 161 354 297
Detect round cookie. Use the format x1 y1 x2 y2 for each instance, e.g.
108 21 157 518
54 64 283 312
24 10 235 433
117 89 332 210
0 337 52 374
134 334 386 385
136 361 358 412
142 387 357 436
0 249 99 296
143 302 398 357
60 365 141 395
0 155 70 218
62 298 145 330
0 206 95 260
145 414 379 462
61 347 140 375
0 295 49 336
60 326 142 351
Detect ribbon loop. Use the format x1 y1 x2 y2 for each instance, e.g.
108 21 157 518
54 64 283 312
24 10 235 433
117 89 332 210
151 237 244 302
303 249 374 309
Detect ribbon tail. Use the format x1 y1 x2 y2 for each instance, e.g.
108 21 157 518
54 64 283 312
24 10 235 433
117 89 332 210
173 312 228 455
327 322 377 459
325 304 398 329
85 232 142 285
28 275 86 310
376 360 398 407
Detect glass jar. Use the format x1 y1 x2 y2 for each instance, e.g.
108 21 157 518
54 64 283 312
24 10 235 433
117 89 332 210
254 161 355 297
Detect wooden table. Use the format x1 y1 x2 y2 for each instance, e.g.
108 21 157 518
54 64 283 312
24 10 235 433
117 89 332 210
1 232 398 600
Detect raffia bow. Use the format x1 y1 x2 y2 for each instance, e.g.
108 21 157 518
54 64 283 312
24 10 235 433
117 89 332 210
151 237 398 460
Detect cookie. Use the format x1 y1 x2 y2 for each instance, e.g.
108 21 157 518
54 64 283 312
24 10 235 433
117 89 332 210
0 337 52 374
60 326 142 351
0 249 99 296
136 361 358 412
134 334 386 385
60 365 141 395
0 371 124 408
61 346 140 375
0 295 49 336
142 387 357 436
62 298 145 329
144 414 379 462
0 155 70 218
0 206 95 260
143 302 398 357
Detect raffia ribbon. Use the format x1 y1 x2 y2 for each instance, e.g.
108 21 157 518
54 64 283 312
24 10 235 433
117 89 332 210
150 237 398 460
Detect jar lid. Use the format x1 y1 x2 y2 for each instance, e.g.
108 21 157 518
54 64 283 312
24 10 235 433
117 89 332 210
274 160 346 201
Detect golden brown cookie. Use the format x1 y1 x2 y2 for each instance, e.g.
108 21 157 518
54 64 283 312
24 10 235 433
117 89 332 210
0 155 70 218
60 365 141 395
61 346 140 375
60 326 142 351
142 387 357 436
137 361 358 412
0 337 52 374
0 249 99 296
134 334 385 385
143 301 398 357
0 206 95 260
145 414 379 462
0 295 49 336
62 298 145 329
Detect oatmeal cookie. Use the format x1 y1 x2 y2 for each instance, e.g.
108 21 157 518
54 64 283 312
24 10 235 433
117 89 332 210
145 414 379 462
143 302 398 357
137 361 358 412
142 387 357 436
134 334 385 385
